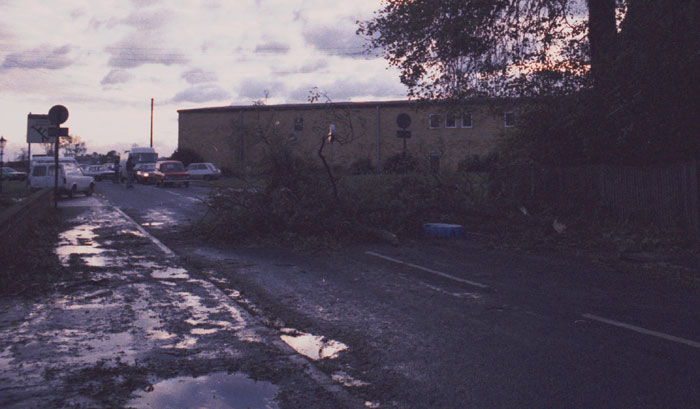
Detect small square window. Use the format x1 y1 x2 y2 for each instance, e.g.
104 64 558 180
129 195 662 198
429 114 441 128
504 112 516 127
32 166 46 176
461 113 472 128
445 113 457 128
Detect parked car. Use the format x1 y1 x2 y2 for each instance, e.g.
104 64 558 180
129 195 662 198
186 162 222 180
28 159 95 198
153 160 189 187
81 164 113 181
0 167 28 181
135 163 157 184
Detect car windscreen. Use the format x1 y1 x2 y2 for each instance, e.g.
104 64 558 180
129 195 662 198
63 163 84 176
160 163 184 171
133 153 158 163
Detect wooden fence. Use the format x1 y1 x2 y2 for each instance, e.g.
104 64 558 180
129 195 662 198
490 161 700 233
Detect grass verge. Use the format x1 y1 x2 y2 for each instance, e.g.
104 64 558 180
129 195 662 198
0 212 65 297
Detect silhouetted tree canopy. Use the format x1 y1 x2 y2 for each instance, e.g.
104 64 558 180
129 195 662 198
360 0 700 164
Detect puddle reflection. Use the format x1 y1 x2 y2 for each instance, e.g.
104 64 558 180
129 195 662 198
280 328 348 360
151 267 189 280
55 223 117 267
128 372 279 409
141 209 180 230
332 371 369 387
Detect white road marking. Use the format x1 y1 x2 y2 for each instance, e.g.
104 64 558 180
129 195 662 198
160 188 202 203
111 206 176 257
365 251 489 289
582 313 700 350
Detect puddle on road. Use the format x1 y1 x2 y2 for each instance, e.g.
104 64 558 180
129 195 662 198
48 329 137 365
55 223 115 267
280 328 348 360
141 209 180 230
151 267 189 280
128 372 279 409
0 347 13 369
332 371 370 387
169 292 246 345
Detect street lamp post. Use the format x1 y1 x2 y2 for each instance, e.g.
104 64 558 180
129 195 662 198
0 136 6 194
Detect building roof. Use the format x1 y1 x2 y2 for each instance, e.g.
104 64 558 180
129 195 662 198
177 98 512 115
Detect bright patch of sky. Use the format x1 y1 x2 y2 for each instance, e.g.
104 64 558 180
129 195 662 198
0 0 406 159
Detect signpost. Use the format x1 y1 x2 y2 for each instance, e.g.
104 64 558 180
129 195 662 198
396 113 412 156
48 105 70 208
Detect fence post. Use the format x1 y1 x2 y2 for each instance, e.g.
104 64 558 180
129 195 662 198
691 160 699 236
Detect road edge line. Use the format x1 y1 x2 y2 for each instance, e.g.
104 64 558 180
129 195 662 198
365 251 489 289
110 205 175 257
582 313 700 350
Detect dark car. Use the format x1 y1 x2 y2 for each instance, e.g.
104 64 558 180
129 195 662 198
153 160 189 187
0 167 28 181
135 163 157 184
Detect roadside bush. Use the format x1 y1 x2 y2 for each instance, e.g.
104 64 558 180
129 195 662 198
170 148 204 167
348 158 375 175
382 153 420 174
457 153 498 172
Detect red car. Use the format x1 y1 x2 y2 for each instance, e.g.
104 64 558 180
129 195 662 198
153 160 190 187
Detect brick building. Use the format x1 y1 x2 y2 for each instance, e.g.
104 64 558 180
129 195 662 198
177 99 516 173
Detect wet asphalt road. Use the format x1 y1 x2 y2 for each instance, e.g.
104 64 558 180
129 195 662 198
96 180 700 409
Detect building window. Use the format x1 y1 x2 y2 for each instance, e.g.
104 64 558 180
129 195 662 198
461 113 472 128
504 111 516 127
429 114 441 129
445 113 457 128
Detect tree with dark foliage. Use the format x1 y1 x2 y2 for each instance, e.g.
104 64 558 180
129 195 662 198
359 0 700 165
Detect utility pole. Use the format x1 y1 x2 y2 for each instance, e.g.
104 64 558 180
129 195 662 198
150 98 154 148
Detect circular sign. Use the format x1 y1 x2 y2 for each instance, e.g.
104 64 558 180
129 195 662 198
48 105 69 125
396 113 411 129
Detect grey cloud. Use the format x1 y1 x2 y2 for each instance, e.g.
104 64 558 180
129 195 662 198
289 76 406 102
1 44 73 70
101 69 133 85
172 84 230 103
302 24 371 59
254 41 290 55
123 9 173 32
70 8 86 19
106 37 188 68
88 17 121 31
182 68 217 84
273 59 329 76
130 0 160 7
238 78 285 100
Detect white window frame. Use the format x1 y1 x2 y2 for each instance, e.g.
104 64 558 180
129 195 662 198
429 114 441 129
461 113 473 128
504 111 515 127
445 113 457 128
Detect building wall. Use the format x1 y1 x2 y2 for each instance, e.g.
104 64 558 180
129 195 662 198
178 100 515 173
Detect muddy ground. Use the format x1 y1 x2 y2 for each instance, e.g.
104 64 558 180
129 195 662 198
2 191 700 409
0 203 364 409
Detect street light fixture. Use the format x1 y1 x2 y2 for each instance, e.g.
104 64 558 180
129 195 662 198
0 136 6 194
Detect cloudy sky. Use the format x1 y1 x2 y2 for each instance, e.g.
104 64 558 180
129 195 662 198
0 0 407 160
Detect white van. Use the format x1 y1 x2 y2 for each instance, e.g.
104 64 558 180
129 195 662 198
28 157 95 197
119 147 158 182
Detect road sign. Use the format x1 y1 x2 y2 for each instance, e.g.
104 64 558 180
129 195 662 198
27 114 53 143
48 105 69 125
48 127 69 137
397 113 411 129
396 130 412 139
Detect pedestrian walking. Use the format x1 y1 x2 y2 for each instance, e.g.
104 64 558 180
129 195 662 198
126 156 135 188
113 156 120 183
